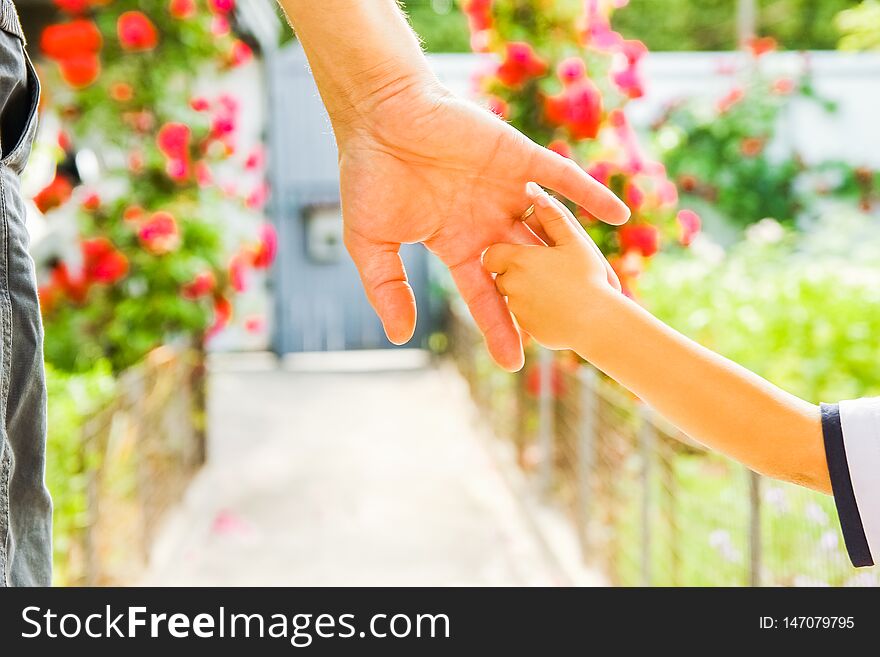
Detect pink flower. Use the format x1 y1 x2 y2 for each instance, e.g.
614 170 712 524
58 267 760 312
250 223 277 269
625 183 644 211
772 78 795 95
613 66 644 99
557 57 586 85
244 315 265 334
211 15 231 37
716 87 745 114
657 179 679 207
157 122 191 160
138 211 180 255
228 40 253 68
677 210 701 246
496 42 547 88
246 182 270 210
208 0 236 13
190 96 211 112
229 253 249 292
195 161 213 187
244 146 265 171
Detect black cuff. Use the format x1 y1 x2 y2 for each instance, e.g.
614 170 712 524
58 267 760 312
821 402 873 567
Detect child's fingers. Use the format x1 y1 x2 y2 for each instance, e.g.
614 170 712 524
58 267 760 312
523 213 551 245
494 272 509 296
483 243 524 274
525 182 580 246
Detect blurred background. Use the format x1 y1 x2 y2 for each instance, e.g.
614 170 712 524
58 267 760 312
20 0 880 586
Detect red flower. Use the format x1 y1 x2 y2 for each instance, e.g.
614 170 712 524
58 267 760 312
618 224 660 258
138 211 180 255
117 11 159 52
547 140 573 158
747 36 777 58
716 87 745 114
51 262 90 304
169 0 197 19
81 191 101 211
250 223 277 269
208 0 236 13
182 271 216 300
33 173 74 213
740 137 764 158
82 237 129 284
677 210 702 246
462 0 492 32
190 96 211 112
123 205 145 223
110 82 134 102
625 183 644 211
496 42 547 88
40 19 102 59
207 295 233 338
545 77 603 140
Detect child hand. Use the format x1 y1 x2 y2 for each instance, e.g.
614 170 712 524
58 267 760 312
483 182 622 351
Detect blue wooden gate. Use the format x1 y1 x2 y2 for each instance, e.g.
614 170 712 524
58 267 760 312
267 45 436 354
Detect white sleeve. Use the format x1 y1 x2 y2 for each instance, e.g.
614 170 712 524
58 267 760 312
821 398 880 567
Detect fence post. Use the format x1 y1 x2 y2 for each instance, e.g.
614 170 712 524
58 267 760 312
748 471 762 587
538 348 555 496
577 367 598 560
639 406 655 587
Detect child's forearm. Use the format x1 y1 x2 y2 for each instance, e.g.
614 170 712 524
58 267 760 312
574 289 830 493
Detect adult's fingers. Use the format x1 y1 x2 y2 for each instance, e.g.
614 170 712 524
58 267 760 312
532 146 630 225
344 228 417 345
450 257 524 372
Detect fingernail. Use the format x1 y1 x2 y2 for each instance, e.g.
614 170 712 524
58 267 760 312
526 182 552 208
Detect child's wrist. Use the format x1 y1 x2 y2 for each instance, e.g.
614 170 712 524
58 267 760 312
570 285 625 359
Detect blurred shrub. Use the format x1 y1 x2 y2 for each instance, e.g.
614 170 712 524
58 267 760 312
45 362 115 584
642 210 880 403
653 44 876 231
34 2 274 374
836 0 880 50
463 0 699 294
614 0 860 52
403 0 471 52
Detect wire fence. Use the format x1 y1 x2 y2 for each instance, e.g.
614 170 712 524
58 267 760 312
449 308 878 587
66 346 207 586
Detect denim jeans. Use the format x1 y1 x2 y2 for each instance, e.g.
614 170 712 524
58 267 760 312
0 1 52 587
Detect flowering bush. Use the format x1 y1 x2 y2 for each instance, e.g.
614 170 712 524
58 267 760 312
653 40 877 229
34 0 272 373
462 0 695 294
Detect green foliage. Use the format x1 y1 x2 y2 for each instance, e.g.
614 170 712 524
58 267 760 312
45 363 116 585
836 0 880 50
403 0 863 53
402 0 471 52
642 210 880 403
613 0 861 52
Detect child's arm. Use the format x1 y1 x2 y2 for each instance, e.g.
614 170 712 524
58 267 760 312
485 183 828 494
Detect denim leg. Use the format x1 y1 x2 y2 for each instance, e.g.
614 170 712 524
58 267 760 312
0 15 52 587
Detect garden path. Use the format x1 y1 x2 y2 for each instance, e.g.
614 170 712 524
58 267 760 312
143 351 561 586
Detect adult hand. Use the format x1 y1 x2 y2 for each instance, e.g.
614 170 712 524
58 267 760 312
338 78 629 371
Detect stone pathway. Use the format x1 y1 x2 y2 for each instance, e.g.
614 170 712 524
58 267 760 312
143 352 562 586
